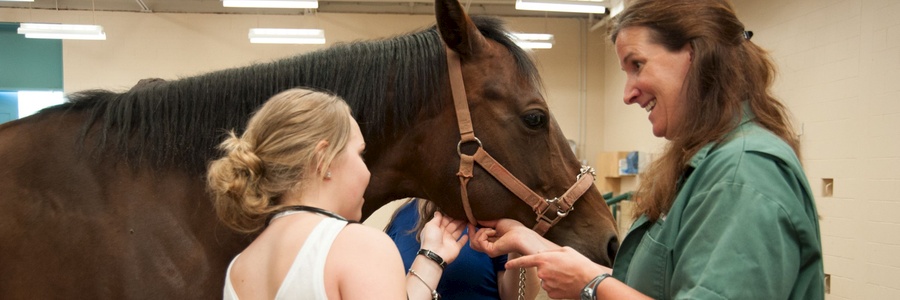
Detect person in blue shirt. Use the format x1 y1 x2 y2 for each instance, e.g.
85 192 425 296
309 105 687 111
386 198 539 300
468 0 824 299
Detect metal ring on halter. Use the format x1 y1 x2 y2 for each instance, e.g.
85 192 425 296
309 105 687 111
457 137 483 156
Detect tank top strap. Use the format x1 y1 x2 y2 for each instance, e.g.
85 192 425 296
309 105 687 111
275 217 349 300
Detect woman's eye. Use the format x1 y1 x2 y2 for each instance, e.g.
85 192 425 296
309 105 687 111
522 112 547 129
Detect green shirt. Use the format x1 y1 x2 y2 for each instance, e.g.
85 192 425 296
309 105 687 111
612 115 824 299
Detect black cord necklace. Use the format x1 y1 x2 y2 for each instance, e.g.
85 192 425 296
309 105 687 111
266 205 358 226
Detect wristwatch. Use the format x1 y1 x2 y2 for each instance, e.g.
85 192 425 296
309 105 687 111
417 249 447 269
581 273 611 300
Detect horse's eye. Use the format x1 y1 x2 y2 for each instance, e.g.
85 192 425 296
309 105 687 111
522 111 547 129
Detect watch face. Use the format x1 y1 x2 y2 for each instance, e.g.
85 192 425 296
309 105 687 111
581 287 594 300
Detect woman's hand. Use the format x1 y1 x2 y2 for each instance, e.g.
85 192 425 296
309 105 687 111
418 211 469 265
469 218 556 257
506 246 611 299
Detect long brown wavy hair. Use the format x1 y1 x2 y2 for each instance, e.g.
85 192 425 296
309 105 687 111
609 0 800 222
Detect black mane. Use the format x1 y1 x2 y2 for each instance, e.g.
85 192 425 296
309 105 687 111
50 16 541 174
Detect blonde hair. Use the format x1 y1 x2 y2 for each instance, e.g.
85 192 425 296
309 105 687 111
610 0 799 222
207 88 352 233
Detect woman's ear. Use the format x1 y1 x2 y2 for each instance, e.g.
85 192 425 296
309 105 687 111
683 42 694 62
314 140 330 174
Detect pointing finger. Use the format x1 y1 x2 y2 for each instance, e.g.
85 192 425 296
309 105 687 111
506 253 544 269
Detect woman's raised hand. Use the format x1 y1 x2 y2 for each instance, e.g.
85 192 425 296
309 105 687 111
419 211 469 265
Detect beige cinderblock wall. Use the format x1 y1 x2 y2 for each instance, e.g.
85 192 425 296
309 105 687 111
599 0 900 298
0 9 604 163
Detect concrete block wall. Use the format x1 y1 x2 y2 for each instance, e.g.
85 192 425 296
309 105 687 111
739 0 900 298
0 8 606 166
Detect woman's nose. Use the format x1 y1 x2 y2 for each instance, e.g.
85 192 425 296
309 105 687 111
623 81 640 105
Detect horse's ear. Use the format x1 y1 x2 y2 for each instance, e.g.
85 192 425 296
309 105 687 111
435 0 486 58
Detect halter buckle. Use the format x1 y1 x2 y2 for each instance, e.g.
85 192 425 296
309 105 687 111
538 197 573 220
576 165 596 181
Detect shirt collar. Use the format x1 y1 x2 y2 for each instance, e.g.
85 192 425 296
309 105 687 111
688 102 754 168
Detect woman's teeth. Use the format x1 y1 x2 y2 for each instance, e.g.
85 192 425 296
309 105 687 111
645 99 657 112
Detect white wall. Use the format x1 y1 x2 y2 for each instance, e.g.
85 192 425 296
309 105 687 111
0 8 604 164
597 0 900 298
741 0 900 298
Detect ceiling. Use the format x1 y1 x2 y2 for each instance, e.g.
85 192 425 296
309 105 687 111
0 0 612 19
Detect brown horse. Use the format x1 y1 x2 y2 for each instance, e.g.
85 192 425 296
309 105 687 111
0 0 617 298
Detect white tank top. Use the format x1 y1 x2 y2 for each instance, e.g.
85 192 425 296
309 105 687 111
223 217 348 300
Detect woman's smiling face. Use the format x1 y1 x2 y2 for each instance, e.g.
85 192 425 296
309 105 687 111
615 26 693 139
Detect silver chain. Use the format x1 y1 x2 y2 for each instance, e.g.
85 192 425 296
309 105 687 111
518 267 526 300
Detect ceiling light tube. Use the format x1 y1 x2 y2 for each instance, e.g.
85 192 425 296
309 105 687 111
0 0 36 2
512 33 554 49
609 1 625 17
223 0 318 9
515 0 607 14
17 23 107 40
249 28 326 44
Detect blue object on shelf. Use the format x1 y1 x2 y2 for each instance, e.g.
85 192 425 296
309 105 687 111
619 151 639 175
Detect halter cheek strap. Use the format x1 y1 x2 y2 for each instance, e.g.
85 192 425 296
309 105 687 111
445 46 595 236
445 48 479 225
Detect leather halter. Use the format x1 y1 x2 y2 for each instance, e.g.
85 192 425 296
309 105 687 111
445 47 596 236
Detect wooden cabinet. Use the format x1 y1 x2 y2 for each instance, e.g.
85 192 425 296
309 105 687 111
596 151 650 240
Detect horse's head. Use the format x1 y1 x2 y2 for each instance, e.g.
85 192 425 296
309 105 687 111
363 0 618 266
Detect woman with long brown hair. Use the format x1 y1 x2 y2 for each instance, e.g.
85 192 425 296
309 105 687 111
468 0 824 299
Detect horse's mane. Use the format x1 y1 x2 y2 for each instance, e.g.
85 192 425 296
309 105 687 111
47 16 541 174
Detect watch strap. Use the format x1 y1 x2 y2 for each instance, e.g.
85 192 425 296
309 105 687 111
417 249 447 269
581 273 611 300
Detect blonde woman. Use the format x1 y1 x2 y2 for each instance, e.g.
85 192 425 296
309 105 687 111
208 88 468 299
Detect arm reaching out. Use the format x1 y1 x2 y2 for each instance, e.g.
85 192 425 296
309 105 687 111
507 247 651 300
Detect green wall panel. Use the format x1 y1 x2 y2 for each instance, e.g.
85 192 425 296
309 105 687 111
0 23 63 91
0 91 17 124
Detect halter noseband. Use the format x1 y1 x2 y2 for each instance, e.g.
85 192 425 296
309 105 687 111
445 47 596 236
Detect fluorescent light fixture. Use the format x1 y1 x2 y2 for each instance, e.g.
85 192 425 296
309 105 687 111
609 1 624 17
17 23 106 40
512 33 554 49
223 0 318 9
0 0 35 2
515 0 607 14
249 28 325 44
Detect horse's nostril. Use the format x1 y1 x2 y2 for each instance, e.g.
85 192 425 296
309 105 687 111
607 237 620 266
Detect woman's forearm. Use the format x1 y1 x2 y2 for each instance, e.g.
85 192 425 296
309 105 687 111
592 277 653 300
406 255 444 300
